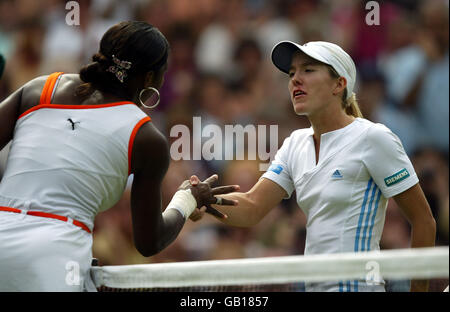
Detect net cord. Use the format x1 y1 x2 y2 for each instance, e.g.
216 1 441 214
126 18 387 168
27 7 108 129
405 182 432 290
91 246 449 289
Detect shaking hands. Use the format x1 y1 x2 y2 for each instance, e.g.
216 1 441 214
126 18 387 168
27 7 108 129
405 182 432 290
178 174 239 220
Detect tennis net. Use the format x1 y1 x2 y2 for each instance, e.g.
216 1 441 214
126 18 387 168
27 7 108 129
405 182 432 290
91 246 448 292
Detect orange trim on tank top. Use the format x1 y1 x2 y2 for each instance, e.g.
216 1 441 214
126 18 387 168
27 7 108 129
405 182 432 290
39 72 64 105
20 71 138 119
0 206 91 233
18 101 137 119
128 116 151 175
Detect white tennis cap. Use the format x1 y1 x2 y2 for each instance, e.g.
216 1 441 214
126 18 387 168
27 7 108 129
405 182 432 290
271 41 356 99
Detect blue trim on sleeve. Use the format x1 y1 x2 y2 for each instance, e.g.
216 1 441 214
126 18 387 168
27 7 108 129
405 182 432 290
268 164 283 175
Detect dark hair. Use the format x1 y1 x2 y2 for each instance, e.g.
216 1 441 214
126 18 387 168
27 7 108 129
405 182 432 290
77 21 170 100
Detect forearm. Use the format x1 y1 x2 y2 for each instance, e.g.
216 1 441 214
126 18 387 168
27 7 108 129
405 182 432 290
208 179 285 227
132 207 185 257
155 209 186 252
393 184 437 292
211 192 265 227
410 218 436 248
409 218 436 292
132 188 195 257
153 189 197 253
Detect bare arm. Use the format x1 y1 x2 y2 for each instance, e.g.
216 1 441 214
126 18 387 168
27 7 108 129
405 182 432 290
0 76 47 150
130 122 238 256
130 121 179 256
0 86 23 150
393 183 436 292
191 178 287 227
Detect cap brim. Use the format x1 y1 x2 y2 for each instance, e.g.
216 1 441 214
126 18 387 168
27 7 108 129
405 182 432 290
271 41 329 74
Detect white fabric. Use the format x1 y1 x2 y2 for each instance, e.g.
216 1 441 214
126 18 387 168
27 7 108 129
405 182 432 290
262 118 419 291
0 212 93 291
271 41 357 99
0 102 149 291
165 189 197 220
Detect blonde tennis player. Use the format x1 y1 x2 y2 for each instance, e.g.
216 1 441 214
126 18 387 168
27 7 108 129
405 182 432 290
190 41 436 292
0 21 237 292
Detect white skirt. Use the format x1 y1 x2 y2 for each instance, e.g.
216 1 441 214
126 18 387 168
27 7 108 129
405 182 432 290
0 211 95 292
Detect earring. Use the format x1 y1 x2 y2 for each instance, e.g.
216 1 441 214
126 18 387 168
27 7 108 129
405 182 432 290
139 87 160 109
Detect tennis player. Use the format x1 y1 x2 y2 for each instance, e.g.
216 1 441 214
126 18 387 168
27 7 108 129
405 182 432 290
0 21 237 291
190 41 436 292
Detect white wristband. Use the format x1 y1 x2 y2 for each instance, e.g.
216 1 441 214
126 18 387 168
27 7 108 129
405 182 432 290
165 189 197 220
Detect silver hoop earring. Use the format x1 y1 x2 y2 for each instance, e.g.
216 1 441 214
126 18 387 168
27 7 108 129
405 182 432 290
139 87 160 109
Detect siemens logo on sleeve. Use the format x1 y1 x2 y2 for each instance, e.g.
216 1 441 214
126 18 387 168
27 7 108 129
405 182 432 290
384 168 410 187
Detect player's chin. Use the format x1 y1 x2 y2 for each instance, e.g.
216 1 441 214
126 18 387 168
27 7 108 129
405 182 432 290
292 102 308 115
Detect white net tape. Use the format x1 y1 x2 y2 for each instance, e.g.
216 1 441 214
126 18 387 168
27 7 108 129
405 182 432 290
91 246 448 289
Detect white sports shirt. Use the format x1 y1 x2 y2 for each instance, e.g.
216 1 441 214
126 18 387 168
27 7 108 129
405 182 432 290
0 101 149 231
0 72 151 291
262 117 419 291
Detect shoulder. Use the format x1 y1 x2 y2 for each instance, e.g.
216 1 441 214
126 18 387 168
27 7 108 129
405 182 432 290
21 73 80 96
131 121 169 176
134 119 167 144
275 127 312 161
57 73 83 88
360 118 404 152
19 73 81 113
21 75 50 99
363 119 397 141
18 75 50 114
286 127 313 144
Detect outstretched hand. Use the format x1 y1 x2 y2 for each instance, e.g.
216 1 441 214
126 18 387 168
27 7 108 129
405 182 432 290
178 174 239 220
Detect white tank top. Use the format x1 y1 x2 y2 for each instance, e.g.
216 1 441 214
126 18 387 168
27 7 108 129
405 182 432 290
0 72 151 231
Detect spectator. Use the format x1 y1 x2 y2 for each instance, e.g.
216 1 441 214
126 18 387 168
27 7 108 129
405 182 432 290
0 1 447 284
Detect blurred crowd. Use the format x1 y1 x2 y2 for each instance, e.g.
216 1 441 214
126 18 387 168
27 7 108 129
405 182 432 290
0 0 448 290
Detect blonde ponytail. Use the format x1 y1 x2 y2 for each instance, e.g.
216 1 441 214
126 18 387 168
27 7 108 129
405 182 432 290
343 92 363 118
328 66 363 118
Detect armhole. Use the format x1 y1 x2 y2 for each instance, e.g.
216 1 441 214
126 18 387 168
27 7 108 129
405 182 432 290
38 72 64 105
128 116 152 175
49 73 64 103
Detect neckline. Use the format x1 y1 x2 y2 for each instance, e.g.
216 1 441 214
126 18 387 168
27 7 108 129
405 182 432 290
308 118 361 166
309 117 360 140
18 101 135 119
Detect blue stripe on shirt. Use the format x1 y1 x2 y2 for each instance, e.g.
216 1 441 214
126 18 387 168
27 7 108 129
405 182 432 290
367 189 382 251
354 178 375 292
355 178 373 252
361 183 378 251
346 280 351 292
